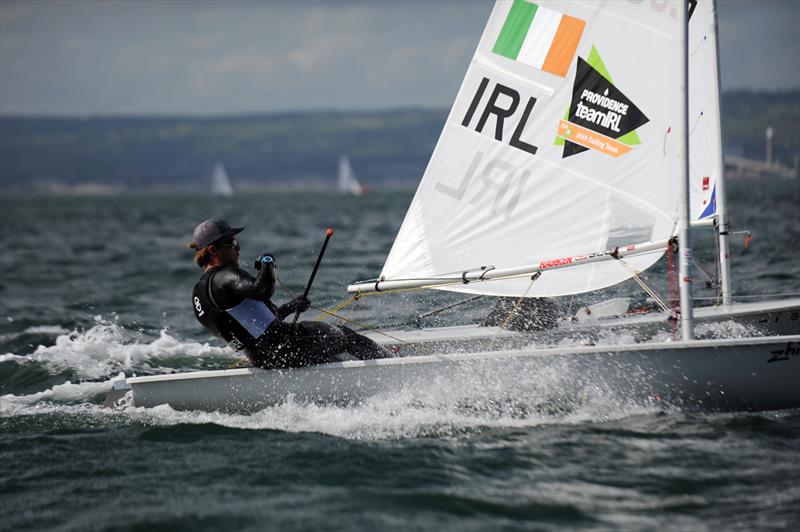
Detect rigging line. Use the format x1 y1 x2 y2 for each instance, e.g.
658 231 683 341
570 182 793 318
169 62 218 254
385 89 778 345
276 274 404 340
309 305 408 343
692 255 716 284
416 295 484 321
618 258 671 313
275 274 297 299
256 274 407 344
228 356 251 369
378 294 487 330
489 274 538 350
276 273 362 329
633 273 670 314
313 296 358 322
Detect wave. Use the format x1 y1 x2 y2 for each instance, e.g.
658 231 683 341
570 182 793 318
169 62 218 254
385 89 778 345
1 372 663 440
0 376 119 415
0 325 70 343
1 316 235 381
0 315 777 441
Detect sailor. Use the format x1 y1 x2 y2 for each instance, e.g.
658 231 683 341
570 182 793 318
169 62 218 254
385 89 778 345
189 218 389 368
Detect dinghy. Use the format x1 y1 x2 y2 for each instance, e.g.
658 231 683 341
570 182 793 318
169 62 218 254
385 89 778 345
211 163 234 197
107 0 799 413
337 156 367 196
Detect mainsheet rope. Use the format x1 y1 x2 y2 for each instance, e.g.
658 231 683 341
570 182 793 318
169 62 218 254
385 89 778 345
618 257 671 314
274 274 408 343
488 274 539 350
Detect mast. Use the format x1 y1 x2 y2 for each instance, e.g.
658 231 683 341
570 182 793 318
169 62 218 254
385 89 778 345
679 0 695 340
711 0 732 305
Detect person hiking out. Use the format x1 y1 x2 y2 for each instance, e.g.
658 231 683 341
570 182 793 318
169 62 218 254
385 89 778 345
189 218 389 368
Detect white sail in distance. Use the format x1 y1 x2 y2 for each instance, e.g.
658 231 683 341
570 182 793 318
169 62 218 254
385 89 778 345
379 0 683 297
211 163 234 197
338 156 365 196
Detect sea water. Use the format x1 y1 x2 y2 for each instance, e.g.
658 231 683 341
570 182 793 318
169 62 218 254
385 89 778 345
1 180 798 531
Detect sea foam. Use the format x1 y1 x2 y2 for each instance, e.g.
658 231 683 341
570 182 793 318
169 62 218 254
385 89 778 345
1 316 233 380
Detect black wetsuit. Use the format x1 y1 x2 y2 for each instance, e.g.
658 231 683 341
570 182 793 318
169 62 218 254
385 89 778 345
192 263 386 368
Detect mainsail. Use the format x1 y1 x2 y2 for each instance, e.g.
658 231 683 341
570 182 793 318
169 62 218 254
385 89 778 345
372 0 684 297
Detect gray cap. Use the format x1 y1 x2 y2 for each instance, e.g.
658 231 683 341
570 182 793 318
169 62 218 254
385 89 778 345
192 219 244 249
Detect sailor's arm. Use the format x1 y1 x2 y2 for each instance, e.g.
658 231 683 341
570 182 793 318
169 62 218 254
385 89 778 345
253 253 310 320
213 264 276 307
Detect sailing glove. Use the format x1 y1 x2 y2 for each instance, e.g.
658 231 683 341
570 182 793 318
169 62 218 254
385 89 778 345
282 296 311 315
254 253 276 270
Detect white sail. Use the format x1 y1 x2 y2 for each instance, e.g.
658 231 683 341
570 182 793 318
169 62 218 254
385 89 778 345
688 0 723 220
338 156 365 196
211 163 234 197
379 0 683 297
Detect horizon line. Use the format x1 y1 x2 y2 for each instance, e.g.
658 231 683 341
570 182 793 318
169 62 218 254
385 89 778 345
1 88 798 120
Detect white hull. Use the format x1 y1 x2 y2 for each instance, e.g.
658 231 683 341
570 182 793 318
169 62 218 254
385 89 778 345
107 335 800 414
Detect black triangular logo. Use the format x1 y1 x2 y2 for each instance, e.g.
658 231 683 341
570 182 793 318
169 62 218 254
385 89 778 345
562 57 649 158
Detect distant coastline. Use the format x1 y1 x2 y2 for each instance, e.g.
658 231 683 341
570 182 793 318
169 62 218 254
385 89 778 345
1 90 797 194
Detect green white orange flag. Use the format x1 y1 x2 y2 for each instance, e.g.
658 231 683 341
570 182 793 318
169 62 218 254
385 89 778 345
493 0 585 78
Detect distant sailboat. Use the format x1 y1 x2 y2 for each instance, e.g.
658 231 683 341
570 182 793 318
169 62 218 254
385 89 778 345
337 156 367 196
211 163 234 197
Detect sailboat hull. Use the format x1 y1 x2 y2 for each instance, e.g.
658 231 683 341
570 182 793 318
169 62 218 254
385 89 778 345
107 335 800 414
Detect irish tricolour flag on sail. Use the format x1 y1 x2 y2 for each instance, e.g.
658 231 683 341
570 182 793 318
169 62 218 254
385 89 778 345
493 0 585 78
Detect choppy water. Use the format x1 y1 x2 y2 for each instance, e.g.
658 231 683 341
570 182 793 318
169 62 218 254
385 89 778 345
1 180 799 531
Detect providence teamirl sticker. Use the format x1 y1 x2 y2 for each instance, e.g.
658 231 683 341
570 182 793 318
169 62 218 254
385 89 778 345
556 49 649 159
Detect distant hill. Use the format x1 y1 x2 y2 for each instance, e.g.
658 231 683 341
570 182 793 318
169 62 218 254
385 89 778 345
0 90 797 192
0 110 447 192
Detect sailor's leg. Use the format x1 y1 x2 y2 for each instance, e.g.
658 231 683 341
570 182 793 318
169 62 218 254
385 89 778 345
338 326 391 360
256 322 391 366
291 322 351 365
250 321 341 368
293 322 390 361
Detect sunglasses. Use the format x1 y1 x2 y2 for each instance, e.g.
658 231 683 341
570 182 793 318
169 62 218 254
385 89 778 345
216 238 239 250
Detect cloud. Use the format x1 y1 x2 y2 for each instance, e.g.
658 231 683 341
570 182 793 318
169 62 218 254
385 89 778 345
0 0 796 116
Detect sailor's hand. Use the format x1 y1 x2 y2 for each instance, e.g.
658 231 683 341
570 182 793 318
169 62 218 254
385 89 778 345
287 296 311 313
254 253 276 270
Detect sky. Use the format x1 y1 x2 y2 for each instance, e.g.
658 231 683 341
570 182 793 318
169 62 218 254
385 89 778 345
1 0 798 116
